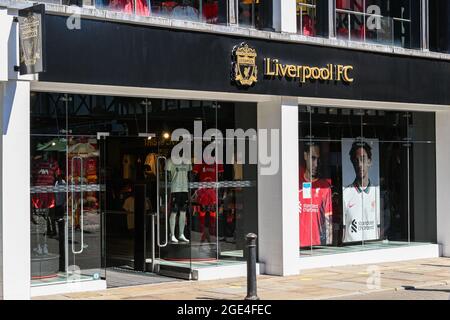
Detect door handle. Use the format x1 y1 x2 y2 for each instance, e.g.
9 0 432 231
157 156 168 248
71 156 85 254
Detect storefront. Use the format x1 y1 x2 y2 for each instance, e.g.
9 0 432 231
298 107 436 256
30 93 258 288
1 5 450 299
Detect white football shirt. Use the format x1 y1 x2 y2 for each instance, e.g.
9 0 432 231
342 181 380 243
166 159 192 193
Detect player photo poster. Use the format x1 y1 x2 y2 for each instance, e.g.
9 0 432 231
341 138 380 243
298 141 333 247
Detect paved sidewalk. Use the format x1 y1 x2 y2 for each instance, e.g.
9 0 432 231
34 257 450 300
335 284 450 300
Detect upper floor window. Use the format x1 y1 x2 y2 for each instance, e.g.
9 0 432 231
94 0 224 24
297 0 317 37
237 0 261 28
335 0 416 48
429 0 450 54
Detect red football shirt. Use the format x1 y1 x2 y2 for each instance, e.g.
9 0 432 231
193 162 224 206
85 157 97 183
299 169 332 247
32 159 60 209
192 163 224 182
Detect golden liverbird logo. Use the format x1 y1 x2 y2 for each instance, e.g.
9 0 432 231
232 43 258 87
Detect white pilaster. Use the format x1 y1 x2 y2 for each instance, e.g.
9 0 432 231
0 9 9 82
1 80 31 300
0 7 7 300
257 97 299 276
0 7 31 300
436 110 450 257
272 0 297 33
0 83 3 300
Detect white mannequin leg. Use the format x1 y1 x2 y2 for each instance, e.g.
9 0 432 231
169 212 178 243
178 211 189 242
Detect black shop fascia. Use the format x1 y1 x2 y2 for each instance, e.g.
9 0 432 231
231 42 354 88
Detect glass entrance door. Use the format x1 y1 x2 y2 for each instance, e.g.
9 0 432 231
66 135 103 282
100 136 194 277
100 136 153 272
99 137 226 279
30 93 104 286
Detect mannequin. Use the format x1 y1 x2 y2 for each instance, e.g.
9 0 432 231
166 158 192 243
192 153 224 243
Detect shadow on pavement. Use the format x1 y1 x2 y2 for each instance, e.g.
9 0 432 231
403 286 450 293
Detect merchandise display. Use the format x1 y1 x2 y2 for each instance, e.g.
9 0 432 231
30 136 101 280
95 0 224 24
341 139 381 243
299 168 333 247
192 161 224 243
296 106 430 252
298 142 333 248
166 158 192 243
30 149 62 280
31 156 60 210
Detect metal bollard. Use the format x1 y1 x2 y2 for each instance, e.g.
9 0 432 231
245 233 259 300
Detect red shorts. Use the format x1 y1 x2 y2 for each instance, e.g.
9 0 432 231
196 188 217 206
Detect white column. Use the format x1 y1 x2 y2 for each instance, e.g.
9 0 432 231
0 83 3 300
0 7 31 300
436 111 450 257
0 9 8 83
272 0 297 33
257 97 299 276
0 7 8 300
0 81 31 300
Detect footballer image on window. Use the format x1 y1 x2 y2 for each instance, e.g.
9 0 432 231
341 138 381 243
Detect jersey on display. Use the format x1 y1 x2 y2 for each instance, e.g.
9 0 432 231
193 162 224 207
233 163 243 180
166 159 192 193
123 154 136 180
144 153 157 177
106 0 150 16
342 181 380 242
68 156 98 183
192 163 224 182
85 158 98 183
203 2 218 23
123 196 151 230
32 158 60 209
298 170 333 247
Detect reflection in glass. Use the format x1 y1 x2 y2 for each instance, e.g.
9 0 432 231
297 0 317 37
335 0 413 48
94 0 223 23
238 0 260 28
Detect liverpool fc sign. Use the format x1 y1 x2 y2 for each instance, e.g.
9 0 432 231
232 42 258 87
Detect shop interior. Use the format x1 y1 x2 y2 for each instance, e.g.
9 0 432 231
30 93 258 286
